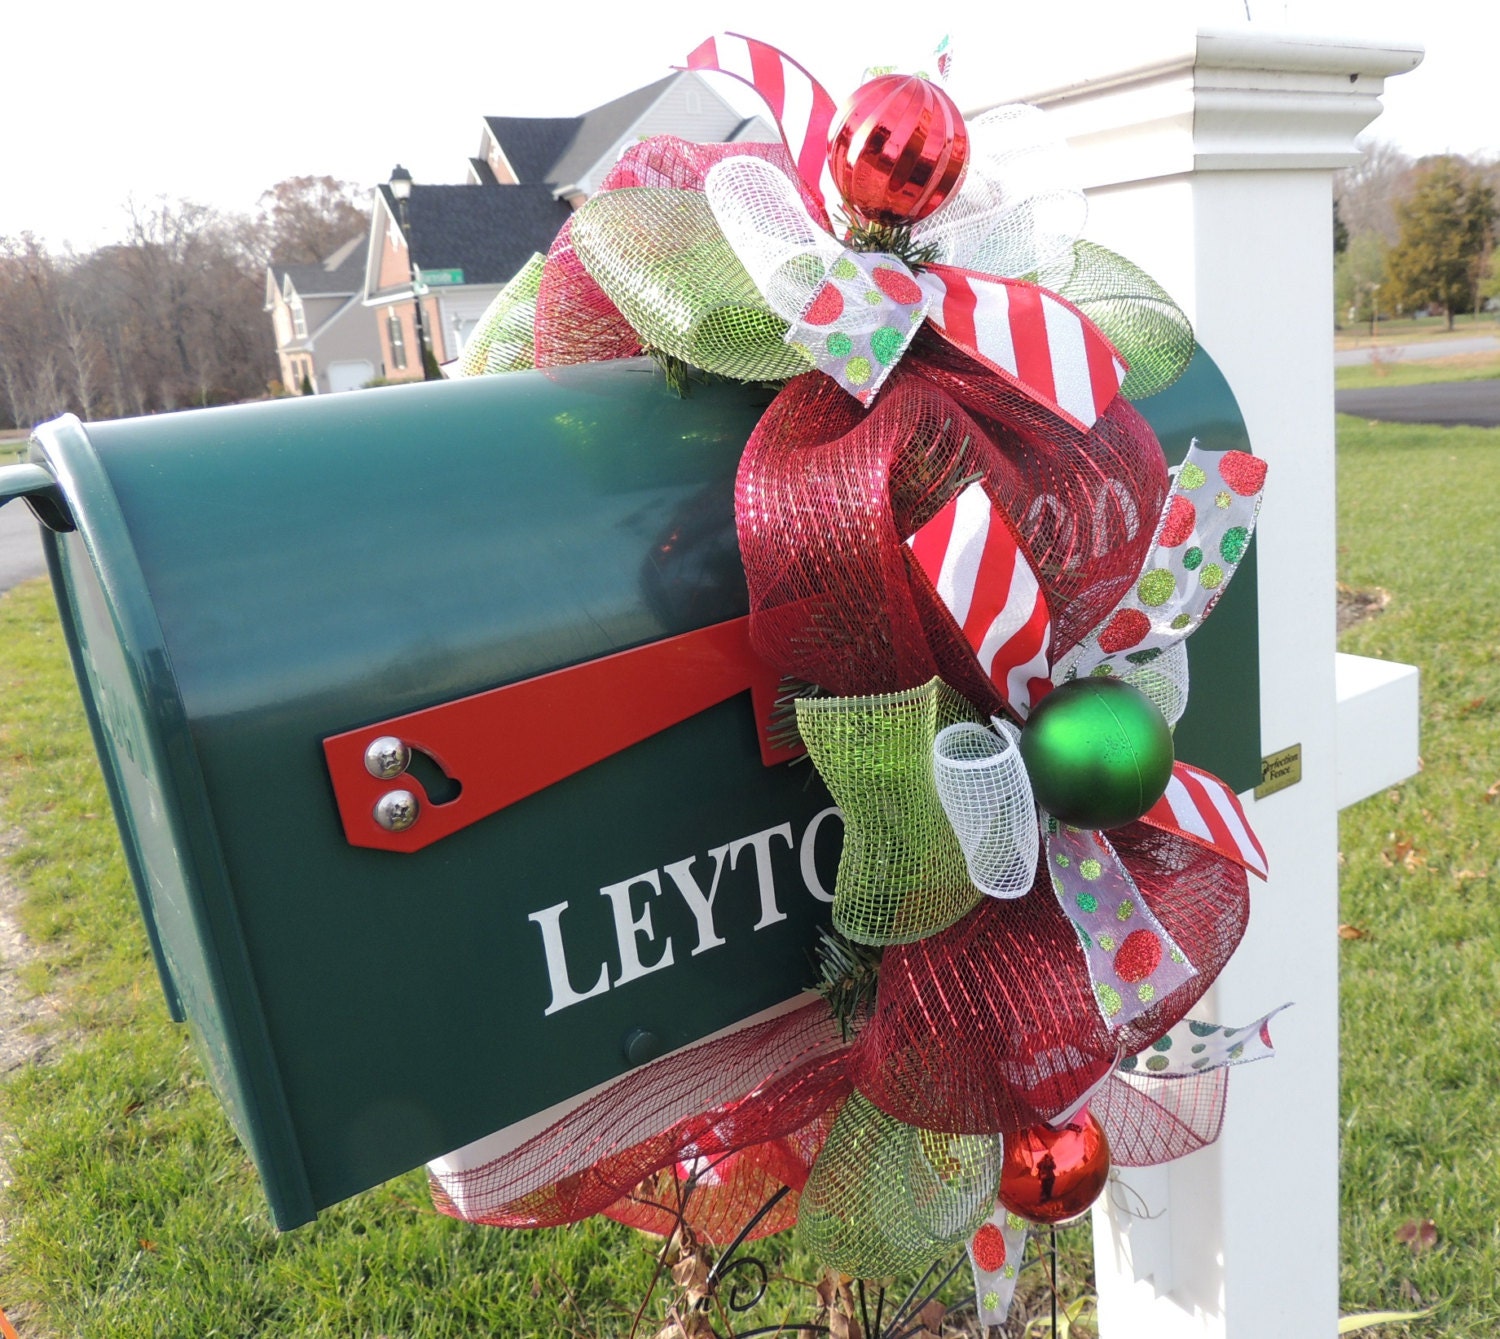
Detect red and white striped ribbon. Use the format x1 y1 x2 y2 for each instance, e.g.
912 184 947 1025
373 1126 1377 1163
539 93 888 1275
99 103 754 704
1142 761 1268 879
685 34 839 221
922 265 1127 433
905 480 1053 718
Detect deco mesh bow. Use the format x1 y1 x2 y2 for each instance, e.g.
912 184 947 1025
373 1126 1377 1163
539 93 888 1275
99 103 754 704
432 34 1284 1322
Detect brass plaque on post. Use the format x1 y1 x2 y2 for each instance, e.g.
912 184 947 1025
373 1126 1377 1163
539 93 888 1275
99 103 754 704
1256 744 1303 799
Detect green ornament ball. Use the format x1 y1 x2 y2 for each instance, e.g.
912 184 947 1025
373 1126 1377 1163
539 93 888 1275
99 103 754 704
1019 678 1174 829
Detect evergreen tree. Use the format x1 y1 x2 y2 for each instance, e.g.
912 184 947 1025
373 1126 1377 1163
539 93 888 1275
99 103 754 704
1386 157 1496 329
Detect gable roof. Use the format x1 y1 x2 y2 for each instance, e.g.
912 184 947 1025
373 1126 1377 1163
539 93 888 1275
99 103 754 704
482 73 683 189
271 235 367 299
481 115 582 183
376 183 571 288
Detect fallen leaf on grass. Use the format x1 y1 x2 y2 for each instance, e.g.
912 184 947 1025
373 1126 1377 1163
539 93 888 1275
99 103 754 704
1486 780 1500 802
1379 836 1426 871
1395 1218 1438 1254
1399 1279 1424 1306
1452 868 1487 882
1338 924 1368 940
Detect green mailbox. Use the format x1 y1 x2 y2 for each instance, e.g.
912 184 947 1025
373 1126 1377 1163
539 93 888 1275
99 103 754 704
0 350 1256 1230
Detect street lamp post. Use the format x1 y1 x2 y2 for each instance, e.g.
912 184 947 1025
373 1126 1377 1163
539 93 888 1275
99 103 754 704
388 165 436 381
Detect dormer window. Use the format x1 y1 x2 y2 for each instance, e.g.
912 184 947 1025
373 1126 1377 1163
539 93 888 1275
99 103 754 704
290 295 308 340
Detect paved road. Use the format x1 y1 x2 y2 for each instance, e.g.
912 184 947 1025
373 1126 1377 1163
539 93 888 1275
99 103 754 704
1335 335 1500 366
1334 379 1500 428
0 499 47 593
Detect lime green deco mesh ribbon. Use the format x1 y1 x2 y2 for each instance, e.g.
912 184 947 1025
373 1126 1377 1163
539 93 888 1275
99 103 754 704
570 188 813 383
459 252 545 376
796 679 982 946
800 1091 1001 1277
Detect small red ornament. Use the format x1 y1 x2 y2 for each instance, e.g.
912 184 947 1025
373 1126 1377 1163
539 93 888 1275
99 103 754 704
997 1111 1111 1226
827 74 969 226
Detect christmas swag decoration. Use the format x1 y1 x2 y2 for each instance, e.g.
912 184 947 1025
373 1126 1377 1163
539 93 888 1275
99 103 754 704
435 34 1281 1322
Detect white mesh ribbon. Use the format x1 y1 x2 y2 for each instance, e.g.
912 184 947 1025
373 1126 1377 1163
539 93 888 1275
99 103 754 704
1121 638 1190 729
911 105 1087 280
932 720 1039 899
705 155 930 401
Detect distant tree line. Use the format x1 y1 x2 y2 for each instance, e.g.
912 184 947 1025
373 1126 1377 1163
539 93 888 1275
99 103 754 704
1335 144 1498 330
0 177 367 431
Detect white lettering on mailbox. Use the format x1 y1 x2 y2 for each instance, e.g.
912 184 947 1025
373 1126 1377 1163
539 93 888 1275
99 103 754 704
528 902 611 1016
599 869 676 987
528 808 843 1016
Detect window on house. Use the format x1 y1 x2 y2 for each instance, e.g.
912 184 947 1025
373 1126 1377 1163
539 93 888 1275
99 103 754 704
387 310 408 371
290 295 307 339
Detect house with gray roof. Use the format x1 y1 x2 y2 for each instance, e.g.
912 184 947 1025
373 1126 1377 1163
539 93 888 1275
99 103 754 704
366 70 776 378
265 236 384 393
469 71 776 199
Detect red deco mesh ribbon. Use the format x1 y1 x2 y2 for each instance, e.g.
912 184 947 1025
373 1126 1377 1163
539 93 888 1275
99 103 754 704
1094 1065 1230 1166
735 358 1167 709
600 1109 838 1243
849 823 1249 1134
428 1002 852 1235
534 136 828 369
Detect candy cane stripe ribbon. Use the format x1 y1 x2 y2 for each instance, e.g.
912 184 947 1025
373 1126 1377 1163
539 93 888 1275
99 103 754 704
1143 761 1268 879
906 480 1053 718
686 34 839 220
923 266 1127 432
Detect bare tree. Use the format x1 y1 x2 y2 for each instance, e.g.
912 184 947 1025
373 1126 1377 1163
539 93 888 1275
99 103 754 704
1334 139 1414 245
0 192 282 427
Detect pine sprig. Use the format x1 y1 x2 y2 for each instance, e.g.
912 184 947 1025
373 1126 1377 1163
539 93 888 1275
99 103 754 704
814 927 883 1040
646 347 702 398
767 676 825 759
840 215 941 270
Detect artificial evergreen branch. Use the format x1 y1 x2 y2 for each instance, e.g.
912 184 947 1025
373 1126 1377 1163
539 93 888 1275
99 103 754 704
768 676 825 758
647 347 702 398
840 214 942 270
814 927 883 1040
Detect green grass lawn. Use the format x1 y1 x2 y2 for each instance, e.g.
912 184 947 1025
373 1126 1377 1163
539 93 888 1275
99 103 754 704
3 401 1496 1334
1335 416 1500 1335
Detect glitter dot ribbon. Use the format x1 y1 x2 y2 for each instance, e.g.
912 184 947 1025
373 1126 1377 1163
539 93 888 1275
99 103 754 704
967 1205 1031 1326
1056 442 1268 682
1044 821 1196 1026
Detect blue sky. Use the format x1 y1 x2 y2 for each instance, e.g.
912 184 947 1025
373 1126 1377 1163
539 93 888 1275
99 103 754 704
6 0 1485 252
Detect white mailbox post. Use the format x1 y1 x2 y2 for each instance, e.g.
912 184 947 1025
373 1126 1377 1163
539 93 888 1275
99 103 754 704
961 21 1423 1338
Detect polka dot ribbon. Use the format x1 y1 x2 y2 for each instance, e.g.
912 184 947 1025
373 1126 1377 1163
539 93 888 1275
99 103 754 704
966 1204 1030 1327
1057 443 1268 682
785 248 930 403
1044 819 1196 1028
1118 1003 1287 1078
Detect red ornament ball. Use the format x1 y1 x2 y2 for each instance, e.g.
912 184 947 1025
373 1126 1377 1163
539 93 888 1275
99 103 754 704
827 75 969 226
997 1112 1111 1226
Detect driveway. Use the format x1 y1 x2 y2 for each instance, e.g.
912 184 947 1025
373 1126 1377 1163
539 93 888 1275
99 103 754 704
0 500 47 593
1334 380 1500 429
1335 335 1500 367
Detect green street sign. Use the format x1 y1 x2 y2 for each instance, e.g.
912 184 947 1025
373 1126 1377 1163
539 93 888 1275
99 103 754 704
416 267 464 286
